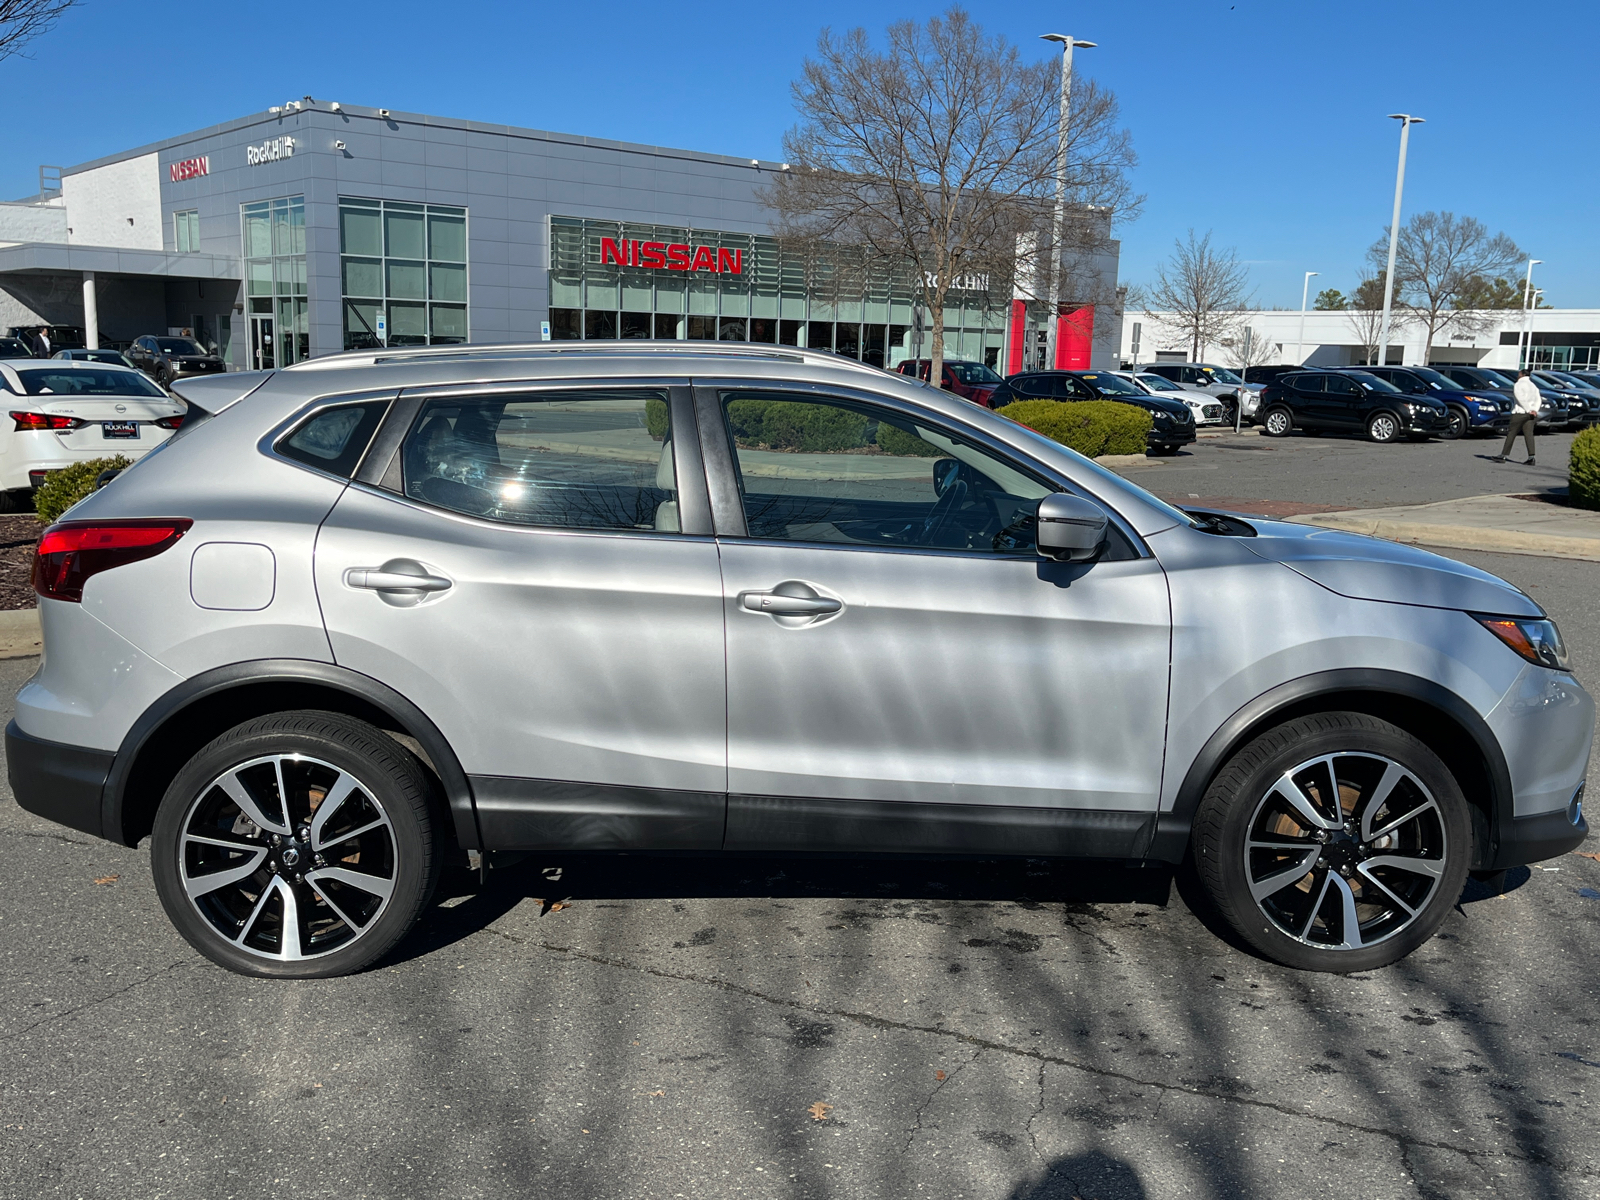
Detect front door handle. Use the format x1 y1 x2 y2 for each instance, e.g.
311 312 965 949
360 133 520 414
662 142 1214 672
738 581 843 622
345 566 453 592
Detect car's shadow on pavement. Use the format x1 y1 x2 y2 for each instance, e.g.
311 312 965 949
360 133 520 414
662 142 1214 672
387 853 1178 968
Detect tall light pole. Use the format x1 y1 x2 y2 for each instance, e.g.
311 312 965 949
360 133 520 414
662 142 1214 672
1518 258 1542 370
1376 114 1424 367
1296 271 1318 366
1041 33 1095 372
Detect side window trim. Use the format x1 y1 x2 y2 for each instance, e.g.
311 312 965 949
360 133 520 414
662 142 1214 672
261 388 399 482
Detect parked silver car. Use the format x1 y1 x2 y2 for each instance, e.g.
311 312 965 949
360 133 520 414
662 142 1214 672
1139 362 1264 422
7 343 1591 979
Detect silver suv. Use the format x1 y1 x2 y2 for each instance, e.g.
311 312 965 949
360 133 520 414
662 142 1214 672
8 343 1591 979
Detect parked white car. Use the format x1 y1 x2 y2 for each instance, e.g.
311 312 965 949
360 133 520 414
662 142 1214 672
1116 371 1227 425
0 361 185 509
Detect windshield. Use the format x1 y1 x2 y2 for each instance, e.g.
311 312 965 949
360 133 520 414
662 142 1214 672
14 368 168 398
1408 367 1458 389
947 361 1001 385
1000 417 1197 531
1454 368 1509 389
1136 373 1181 392
1077 372 1142 395
1347 372 1402 393
155 337 206 355
1204 366 1243 384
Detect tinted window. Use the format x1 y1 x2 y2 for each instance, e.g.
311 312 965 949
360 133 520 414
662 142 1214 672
1136 374 1180 392
721 392 1050 555
402 389 678 531
155 337 205 355
1012 375 1055 398
13 368 167 397
1325 376 1361 396
947 361 1001 385
278 402 389 477
1076 372 1142 396
1180 368 1205 384
1290 374 1325 393
1407 367 1457 389
1347 372 1401 393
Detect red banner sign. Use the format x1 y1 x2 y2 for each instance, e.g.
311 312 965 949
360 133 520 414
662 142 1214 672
168 156 210 182
600 236 742 275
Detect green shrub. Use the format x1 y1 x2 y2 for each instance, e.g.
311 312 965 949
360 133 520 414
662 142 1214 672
726 399 871 452
645 397 669 442
1570 427 1600 511
996 399 1152 458
33 456 133 524
874 420 941 457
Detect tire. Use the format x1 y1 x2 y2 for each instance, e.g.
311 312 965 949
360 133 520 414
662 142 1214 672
1149 445 1180 457
1440 407 1467 440
1262 407 1293 437
1366 411 1402 443
151 710 441 979
1193 712 1472 973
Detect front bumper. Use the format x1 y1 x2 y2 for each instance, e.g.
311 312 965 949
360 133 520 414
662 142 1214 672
5 719 113 840
1488 793 1588 869
1147 426 1197 449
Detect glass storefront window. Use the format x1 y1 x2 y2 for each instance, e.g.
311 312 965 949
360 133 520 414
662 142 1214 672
340 198 469 350
174 209 200 254
241 197 308 367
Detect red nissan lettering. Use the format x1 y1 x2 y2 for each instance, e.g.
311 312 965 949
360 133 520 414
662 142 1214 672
666 243 691 271
600 237 628 267
716 248 743 275
640 241 666 269
690 246 716 272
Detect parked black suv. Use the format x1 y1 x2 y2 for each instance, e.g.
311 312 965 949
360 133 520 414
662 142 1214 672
1243 364 1310 385
995 369 1196 455
126 335 226 387
1256 370 1448 442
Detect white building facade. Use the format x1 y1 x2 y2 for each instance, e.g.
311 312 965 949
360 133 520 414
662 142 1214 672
1120 308 1600 372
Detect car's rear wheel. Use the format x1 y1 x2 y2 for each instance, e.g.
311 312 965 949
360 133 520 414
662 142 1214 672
1366 412 1402 443
151 711 441 979
1262 407 1292 437
1440 406 1468 439
1193 712 1471 972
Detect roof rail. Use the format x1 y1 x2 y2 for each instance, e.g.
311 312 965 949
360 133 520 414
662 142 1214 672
283 339 892 377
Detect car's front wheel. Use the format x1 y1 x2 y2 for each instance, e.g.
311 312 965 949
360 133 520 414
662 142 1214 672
1440 406 1468 439
1262 407 1292 437
1193 712 1471 972
1366 411 1402 443
151 711 441 979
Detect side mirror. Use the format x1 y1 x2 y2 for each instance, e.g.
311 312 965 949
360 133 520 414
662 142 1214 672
1035 493 1109 563
932 458 961 497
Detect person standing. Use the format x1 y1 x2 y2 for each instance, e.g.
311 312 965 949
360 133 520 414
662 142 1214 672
1494 369 1541 465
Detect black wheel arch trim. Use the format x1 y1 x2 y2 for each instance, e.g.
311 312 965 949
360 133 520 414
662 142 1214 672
101 659 480 850
1147 668 1513 869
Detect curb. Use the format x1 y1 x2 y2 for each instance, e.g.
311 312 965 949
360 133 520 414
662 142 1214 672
1288 514 1600 562
0 607 40 659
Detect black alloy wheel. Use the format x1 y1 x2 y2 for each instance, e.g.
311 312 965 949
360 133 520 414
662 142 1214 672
1441 407 1468 439
151 711 441 979
1366 411 1402 443
1194 712 1471 972
1262 407 1292 437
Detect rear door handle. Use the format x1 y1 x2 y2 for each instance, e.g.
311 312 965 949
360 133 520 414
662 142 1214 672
345 567 453 593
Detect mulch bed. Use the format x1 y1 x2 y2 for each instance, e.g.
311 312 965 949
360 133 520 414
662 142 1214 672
0 514 42 610
1511 492 1591 510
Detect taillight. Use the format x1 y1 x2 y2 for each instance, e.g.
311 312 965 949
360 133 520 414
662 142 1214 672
12 411 87 432
32 519 192 603
154 415 184 430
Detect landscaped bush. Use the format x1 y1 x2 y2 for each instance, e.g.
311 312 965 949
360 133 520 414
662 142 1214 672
874 421 941 457
1571 426 1600 510
33 456 132 524
726 399 871 452
645 397 669 441
995 399 1152 458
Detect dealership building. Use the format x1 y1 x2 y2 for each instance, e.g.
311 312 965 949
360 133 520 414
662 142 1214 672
0 101 1123 372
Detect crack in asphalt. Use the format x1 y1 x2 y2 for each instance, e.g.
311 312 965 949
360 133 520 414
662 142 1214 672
0 826 94 846
0 960 191 1045
1024 1059 1046 1158
517 933 1595 1180
899 1047 978 1154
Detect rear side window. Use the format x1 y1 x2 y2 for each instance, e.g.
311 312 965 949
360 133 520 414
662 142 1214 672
278 401 389 478
399 389 678 532
1293 375 1326 392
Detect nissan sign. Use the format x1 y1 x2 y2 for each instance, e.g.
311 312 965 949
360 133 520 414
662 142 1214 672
247 137 296 166
600 236 742 275
168 156 210 182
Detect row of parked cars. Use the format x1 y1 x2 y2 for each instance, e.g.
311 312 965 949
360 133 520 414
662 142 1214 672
899 354 1600 449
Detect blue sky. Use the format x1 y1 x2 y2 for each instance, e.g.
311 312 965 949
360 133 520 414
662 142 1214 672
2 0 1593 308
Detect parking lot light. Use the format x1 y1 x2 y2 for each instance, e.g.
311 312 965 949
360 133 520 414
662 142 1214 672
1519 259 1542 369
1041 33 1096 373
1297 271 1318 366
1377 114 1424 367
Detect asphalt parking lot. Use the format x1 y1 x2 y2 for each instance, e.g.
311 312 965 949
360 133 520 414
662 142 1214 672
2 431 1598 1200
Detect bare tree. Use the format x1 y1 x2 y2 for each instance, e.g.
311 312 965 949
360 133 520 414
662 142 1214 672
1367 211 1523 361
1144 230 1251 361
0 0 76 60
1222 322 1278 372
1344 271 1402 366
765 7 1138 386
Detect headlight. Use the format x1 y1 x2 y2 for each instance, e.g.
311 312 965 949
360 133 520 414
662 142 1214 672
1475 614 1570 671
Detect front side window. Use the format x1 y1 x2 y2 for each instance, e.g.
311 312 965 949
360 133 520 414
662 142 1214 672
400 389 678 533
721 392 1050 555
1293 374 1326 393
1326 375 1362 396
1077 372 1141 396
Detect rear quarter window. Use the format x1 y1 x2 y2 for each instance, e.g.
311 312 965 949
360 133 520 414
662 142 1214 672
276 401 390 478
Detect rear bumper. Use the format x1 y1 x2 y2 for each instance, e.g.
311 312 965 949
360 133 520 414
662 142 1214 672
5 719 112 840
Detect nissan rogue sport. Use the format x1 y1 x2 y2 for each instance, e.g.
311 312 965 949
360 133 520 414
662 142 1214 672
7 342 1591 979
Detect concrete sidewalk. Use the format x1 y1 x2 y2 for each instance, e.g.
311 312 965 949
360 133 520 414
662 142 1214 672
1288 493 1600 561
0 607 40 659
